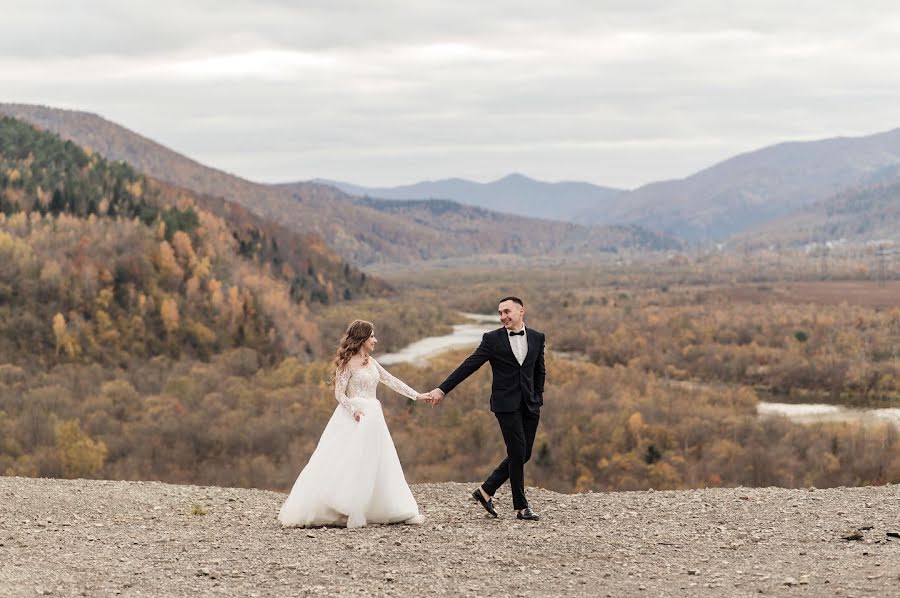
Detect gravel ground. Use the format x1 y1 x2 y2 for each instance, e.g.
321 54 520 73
2 477 899 597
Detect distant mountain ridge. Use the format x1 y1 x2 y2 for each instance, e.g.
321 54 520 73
325 130 900 244
592 130 900 241
316 173 624 223
353 197 678 258
7 103 897 251
0 104 674 263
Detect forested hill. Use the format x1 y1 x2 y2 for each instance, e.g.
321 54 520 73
355 198 681 254
741 178 900 248
0 116 381 367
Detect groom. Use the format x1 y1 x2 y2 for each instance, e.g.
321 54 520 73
427 296 545 521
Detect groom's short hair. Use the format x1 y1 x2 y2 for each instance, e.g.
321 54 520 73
499 296 524 307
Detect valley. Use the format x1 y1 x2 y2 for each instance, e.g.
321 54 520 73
0 106 897 498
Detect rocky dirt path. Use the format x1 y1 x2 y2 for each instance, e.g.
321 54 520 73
2 477 899 596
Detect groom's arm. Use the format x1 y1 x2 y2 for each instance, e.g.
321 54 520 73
436 334 492 397
534 333 546 400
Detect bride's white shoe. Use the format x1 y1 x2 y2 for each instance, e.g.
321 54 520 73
404 514 426 525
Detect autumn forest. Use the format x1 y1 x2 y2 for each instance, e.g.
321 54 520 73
1 116 898 496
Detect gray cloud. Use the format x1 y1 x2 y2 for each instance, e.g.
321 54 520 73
3 1 900 187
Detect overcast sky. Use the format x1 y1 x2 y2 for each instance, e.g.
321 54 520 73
4 1 900 189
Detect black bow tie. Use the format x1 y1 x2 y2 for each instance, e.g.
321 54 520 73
509 330 525 336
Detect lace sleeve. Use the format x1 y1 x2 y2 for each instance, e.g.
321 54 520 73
373 360 420 401
334 366 358 416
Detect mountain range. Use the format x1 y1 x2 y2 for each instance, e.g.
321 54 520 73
3 103 898 252
0 104 675 264
605 131 900 242
322 132 900 245
316 174 624 223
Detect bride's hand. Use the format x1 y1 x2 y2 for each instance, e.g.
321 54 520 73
352 409 364 422
416 392 432 403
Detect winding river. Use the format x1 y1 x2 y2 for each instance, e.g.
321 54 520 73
757 401 900 428
379 315 900 428
378 313 499 366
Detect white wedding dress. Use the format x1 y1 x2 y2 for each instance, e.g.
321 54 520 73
278 358 424 528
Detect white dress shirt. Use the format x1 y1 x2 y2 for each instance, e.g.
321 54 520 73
508 325 527 366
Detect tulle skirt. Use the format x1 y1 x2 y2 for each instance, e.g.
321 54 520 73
277 397 422 528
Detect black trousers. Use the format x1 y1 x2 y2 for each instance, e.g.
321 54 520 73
482 400 540 510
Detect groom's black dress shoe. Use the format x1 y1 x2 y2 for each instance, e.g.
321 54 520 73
516 507 540 521
472 488 498 517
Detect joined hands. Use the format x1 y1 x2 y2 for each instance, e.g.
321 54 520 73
418 388 444 408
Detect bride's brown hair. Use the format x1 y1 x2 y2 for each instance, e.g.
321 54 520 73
331 319 374 384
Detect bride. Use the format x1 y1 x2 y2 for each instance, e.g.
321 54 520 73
278 319 428 528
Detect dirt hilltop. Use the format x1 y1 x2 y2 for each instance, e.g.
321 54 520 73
2 477 899 597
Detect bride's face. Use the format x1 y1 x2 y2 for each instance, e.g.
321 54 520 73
362 331 377 354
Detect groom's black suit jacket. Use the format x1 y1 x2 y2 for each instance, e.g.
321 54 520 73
438 327 545 413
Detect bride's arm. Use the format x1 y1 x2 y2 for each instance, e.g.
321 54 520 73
373 359 420 401
334 366 363 420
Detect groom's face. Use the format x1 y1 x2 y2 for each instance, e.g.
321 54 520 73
498 300 525 330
